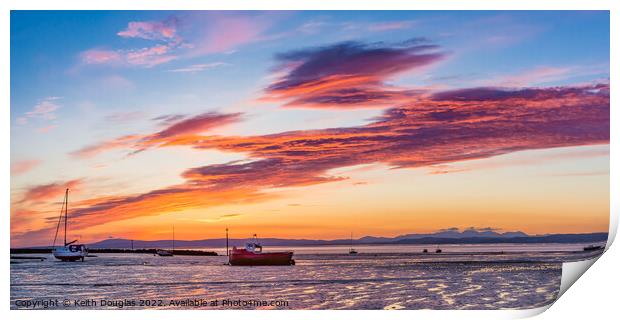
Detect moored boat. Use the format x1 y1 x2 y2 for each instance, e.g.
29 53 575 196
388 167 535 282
229 234 294 266
53 244 88 261
52 189 88 262
348 232 358 255
157 226 175 256
156 249 173 256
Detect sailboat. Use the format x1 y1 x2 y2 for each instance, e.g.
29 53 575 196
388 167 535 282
157 226 174 256
52 189 88 261
435 244 442 253
348 232 358 255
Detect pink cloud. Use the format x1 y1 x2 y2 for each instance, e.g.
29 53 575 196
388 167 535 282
148 112 242 140
125 44 177 67
486 66 573 87
11 159 41 175
21 179 83 203
80 18 181 68
80 49 122 65
368 21 416 32
70 112 242 158
168 62 228 73
16 97 61 127
25 97 60 119
80 46 176 68
70 134 144 159
117 18 180 43
78 14 275 69
36 125 58 133
262 40 444 108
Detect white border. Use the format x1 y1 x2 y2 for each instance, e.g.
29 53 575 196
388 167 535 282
2 1 617 319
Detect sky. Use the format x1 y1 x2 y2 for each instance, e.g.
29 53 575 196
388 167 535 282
10 11 610 247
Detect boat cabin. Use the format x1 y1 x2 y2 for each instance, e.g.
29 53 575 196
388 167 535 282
68 244 86 252
53 244 87 254
69 244 86 252
245 242 263 253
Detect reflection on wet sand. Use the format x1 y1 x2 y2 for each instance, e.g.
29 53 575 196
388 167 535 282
11 249 600 310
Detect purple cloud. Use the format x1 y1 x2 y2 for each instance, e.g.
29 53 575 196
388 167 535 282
262 40 445 108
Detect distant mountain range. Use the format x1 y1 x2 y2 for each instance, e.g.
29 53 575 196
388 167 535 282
85 230 608 249
357 229 529 243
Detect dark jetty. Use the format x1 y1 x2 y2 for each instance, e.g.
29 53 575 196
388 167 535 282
11 248 218 256
10 256 46 260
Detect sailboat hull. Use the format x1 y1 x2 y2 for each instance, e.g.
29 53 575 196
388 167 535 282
54 255 84 262
156 249 173 256
53 246 87 262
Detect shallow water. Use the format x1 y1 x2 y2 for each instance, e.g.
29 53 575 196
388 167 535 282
11 244 603 310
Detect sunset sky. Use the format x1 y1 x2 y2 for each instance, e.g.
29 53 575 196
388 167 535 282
10 11 609 247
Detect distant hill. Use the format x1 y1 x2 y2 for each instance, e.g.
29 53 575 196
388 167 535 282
358 229 529 243
391 233 608 244
84 230 608 249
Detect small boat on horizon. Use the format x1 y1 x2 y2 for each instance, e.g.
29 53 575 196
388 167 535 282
348 232 358 255
156 249 173 256
229 234 294 266
157 226 175 257
52 189 88 262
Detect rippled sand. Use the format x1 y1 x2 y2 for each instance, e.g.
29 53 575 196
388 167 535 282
11 250 598 310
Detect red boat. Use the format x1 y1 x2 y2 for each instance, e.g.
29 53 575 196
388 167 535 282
229 235 294 266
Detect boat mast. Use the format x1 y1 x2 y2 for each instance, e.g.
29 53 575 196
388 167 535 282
64 189 69 246
51 189 66 248
172 225 175 252
226 227 229 256
350 232 353 250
